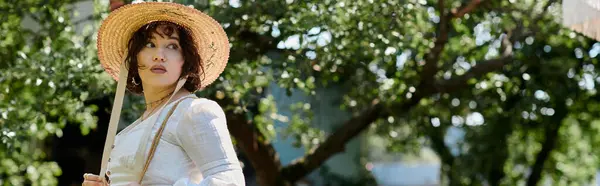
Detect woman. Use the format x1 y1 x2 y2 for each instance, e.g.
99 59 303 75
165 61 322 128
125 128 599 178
82 2 244 186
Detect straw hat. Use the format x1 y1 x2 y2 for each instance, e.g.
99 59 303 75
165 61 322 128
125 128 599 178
97 1 229 88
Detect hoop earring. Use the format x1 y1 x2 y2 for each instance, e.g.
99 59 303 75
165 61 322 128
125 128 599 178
132 77 140 86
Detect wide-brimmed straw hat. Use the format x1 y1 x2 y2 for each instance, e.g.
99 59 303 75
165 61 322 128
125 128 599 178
97 1 229 88
95 2 229 180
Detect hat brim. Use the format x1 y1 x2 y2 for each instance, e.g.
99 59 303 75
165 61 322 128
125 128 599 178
97 2 229 88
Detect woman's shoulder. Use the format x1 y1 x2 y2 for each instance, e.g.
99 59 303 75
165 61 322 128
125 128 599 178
182 97 225 119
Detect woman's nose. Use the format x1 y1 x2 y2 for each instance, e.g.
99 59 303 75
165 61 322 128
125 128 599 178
152 53 166 62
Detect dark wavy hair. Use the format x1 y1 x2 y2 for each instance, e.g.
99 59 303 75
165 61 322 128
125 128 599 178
125 21 204 94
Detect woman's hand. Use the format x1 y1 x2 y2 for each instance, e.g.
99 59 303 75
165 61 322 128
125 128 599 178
82 173 107 186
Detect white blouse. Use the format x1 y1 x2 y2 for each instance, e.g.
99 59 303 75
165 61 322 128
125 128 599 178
106 94 245 186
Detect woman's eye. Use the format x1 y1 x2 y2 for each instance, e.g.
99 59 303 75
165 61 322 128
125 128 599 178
145 42 155 48
167 44 179 50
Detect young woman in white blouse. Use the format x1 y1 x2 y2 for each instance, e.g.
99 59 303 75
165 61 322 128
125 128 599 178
82 2 244 186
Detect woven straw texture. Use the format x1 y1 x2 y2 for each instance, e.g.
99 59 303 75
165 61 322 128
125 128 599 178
97 2 229 88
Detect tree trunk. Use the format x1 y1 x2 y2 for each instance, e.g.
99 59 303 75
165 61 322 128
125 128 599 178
426 125 459 186
525 124 560 186
487 88 525 186
526 103 567 186
218 98 286 186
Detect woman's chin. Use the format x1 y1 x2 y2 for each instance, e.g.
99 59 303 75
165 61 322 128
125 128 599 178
143 82 178 90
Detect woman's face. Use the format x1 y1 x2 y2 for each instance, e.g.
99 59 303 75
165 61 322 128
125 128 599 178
137 25 184 91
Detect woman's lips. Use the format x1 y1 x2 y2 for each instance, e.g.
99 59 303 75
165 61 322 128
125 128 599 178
151 69 167 74
150 65 167 74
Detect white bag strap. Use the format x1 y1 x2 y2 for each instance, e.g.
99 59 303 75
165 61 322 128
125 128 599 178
100 63 128 178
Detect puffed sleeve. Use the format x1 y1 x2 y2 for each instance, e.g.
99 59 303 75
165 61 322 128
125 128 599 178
173 99 245 186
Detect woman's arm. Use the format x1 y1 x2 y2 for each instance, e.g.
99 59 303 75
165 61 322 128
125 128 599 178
174 99 245 186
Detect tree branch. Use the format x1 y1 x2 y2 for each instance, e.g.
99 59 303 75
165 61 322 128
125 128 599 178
419 0 450 89
280 101 385 182
437 25 521 93
441 39 492 72
452 0 483 18
281 78 436 182
437 0 555 94
421 0 485 93
436 55 513 93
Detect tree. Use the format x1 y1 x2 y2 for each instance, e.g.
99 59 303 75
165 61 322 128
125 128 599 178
202 0 600 185
5 0 600 186
0 0 112 185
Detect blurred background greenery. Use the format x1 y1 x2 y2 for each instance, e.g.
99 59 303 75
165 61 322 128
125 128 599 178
3 0 600 185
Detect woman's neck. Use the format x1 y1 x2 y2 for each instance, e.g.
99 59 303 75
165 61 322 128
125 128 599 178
143 85 175 105
141 84 191 119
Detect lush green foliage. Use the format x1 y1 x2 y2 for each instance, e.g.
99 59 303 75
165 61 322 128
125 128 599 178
0 0 113 185
4 0 600 185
